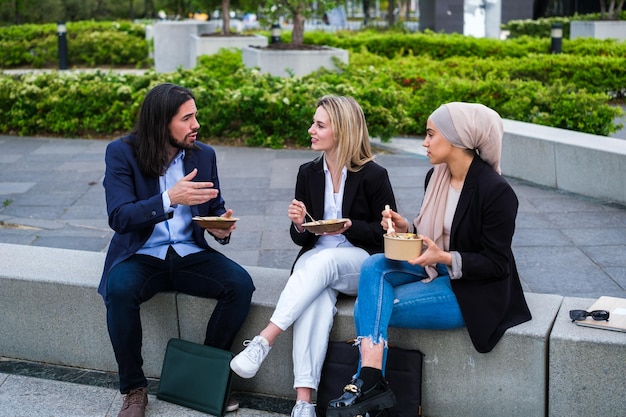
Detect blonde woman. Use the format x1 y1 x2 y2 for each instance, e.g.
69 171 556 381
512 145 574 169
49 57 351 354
230 96 397 417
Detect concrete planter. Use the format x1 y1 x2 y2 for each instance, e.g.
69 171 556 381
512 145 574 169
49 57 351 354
189 34 268 68
570 20 626 40
152 20 220 73
242 45 348 77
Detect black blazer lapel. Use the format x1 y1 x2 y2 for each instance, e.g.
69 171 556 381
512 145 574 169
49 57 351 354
342 169 365 217
308 157 326 220
451 156 482 239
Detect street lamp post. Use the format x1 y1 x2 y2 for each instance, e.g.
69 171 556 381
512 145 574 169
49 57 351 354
57 21 68 70
550 23 563 54
270 23 281 44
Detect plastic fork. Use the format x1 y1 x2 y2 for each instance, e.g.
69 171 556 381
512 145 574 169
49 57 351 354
385 205 396 236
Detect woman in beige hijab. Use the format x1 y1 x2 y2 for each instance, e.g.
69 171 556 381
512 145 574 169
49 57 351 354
326 103 531 417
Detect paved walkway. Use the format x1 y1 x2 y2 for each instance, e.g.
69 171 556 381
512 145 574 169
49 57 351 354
1 134 625 416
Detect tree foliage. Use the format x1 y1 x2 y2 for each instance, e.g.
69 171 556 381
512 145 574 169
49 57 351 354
0 0 219 25
258 0 338 45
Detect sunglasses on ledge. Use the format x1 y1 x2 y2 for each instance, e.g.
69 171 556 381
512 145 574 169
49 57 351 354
569 309 610 322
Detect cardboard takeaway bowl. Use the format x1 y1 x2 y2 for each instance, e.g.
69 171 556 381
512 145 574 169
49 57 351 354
383 233 423 261
192 216 239 230
301 219 348 234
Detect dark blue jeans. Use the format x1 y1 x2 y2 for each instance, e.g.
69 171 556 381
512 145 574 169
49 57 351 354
105 247 255 393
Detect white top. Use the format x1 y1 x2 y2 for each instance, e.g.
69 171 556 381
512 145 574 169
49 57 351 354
443 185 461 252
315 157 353 249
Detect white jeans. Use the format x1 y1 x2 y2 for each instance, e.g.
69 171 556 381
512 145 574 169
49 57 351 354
270 245 369 390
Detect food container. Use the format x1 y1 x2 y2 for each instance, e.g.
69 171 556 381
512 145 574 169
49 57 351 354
192 216 239 230
383 233 423 261
301 219 348 233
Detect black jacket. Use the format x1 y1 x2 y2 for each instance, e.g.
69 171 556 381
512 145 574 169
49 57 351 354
428 155 532 353
289 156 397 271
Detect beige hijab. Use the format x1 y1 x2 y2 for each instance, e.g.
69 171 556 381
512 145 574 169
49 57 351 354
414 102 503 280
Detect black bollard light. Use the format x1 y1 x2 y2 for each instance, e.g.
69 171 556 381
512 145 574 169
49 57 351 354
57 21 68 70
550 22 562 54
270 23 281 44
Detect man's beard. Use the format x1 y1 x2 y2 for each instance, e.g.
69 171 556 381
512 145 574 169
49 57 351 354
169 132 197 150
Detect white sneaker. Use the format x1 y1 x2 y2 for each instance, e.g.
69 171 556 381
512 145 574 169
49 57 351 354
230 335 271 378
225 396 239 412
291 400 316 417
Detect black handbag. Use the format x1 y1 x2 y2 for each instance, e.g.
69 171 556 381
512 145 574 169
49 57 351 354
316 340 423 417
157 338 234 417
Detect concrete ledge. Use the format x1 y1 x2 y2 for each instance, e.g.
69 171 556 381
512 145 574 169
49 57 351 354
2 243 624 416
549 296 626 416
502 120 626 205
0 243 177 377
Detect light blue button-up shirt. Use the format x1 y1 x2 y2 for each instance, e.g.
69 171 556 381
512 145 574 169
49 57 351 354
136 150 203 259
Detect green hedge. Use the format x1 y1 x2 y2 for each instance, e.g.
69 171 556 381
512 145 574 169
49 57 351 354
1 48 621 146
502 11 626 39
386 53 626 97
0 21 150 68
303 29 626 59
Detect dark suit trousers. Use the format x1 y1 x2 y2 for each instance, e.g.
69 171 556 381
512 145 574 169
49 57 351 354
104 246 254 393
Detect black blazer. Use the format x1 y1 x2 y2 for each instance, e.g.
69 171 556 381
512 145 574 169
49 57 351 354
289 156 397 271
426 155 531 353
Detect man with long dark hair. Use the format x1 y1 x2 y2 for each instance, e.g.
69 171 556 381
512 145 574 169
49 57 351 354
99 83 254 417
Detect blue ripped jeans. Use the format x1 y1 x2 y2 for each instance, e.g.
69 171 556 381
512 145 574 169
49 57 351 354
354 253 465 374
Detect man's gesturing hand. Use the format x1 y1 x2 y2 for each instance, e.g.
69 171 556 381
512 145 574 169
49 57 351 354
167 168 218 206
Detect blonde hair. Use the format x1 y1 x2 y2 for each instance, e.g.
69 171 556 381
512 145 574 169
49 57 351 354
316 95 374 172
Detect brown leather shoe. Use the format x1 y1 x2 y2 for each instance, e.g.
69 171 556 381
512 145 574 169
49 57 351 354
118 387 148 417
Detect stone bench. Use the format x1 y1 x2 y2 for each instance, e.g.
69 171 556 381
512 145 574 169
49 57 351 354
549 297 626 416
2 242 624 416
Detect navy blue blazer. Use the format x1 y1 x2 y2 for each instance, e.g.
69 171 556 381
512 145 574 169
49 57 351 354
425 155 531 353
99 135 226 298
289 156 397 271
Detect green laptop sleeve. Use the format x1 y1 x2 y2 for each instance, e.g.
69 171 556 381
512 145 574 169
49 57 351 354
157 338 234 417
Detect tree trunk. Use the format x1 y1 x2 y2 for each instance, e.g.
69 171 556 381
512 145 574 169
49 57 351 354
608 0 625 18
144 0 154 18
221 0 230 34
601 0 624 19
387 0 395 26
363 0 370 25
600 0 607 18
291 11 305 45
14 0 21 24
95 0 106 17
